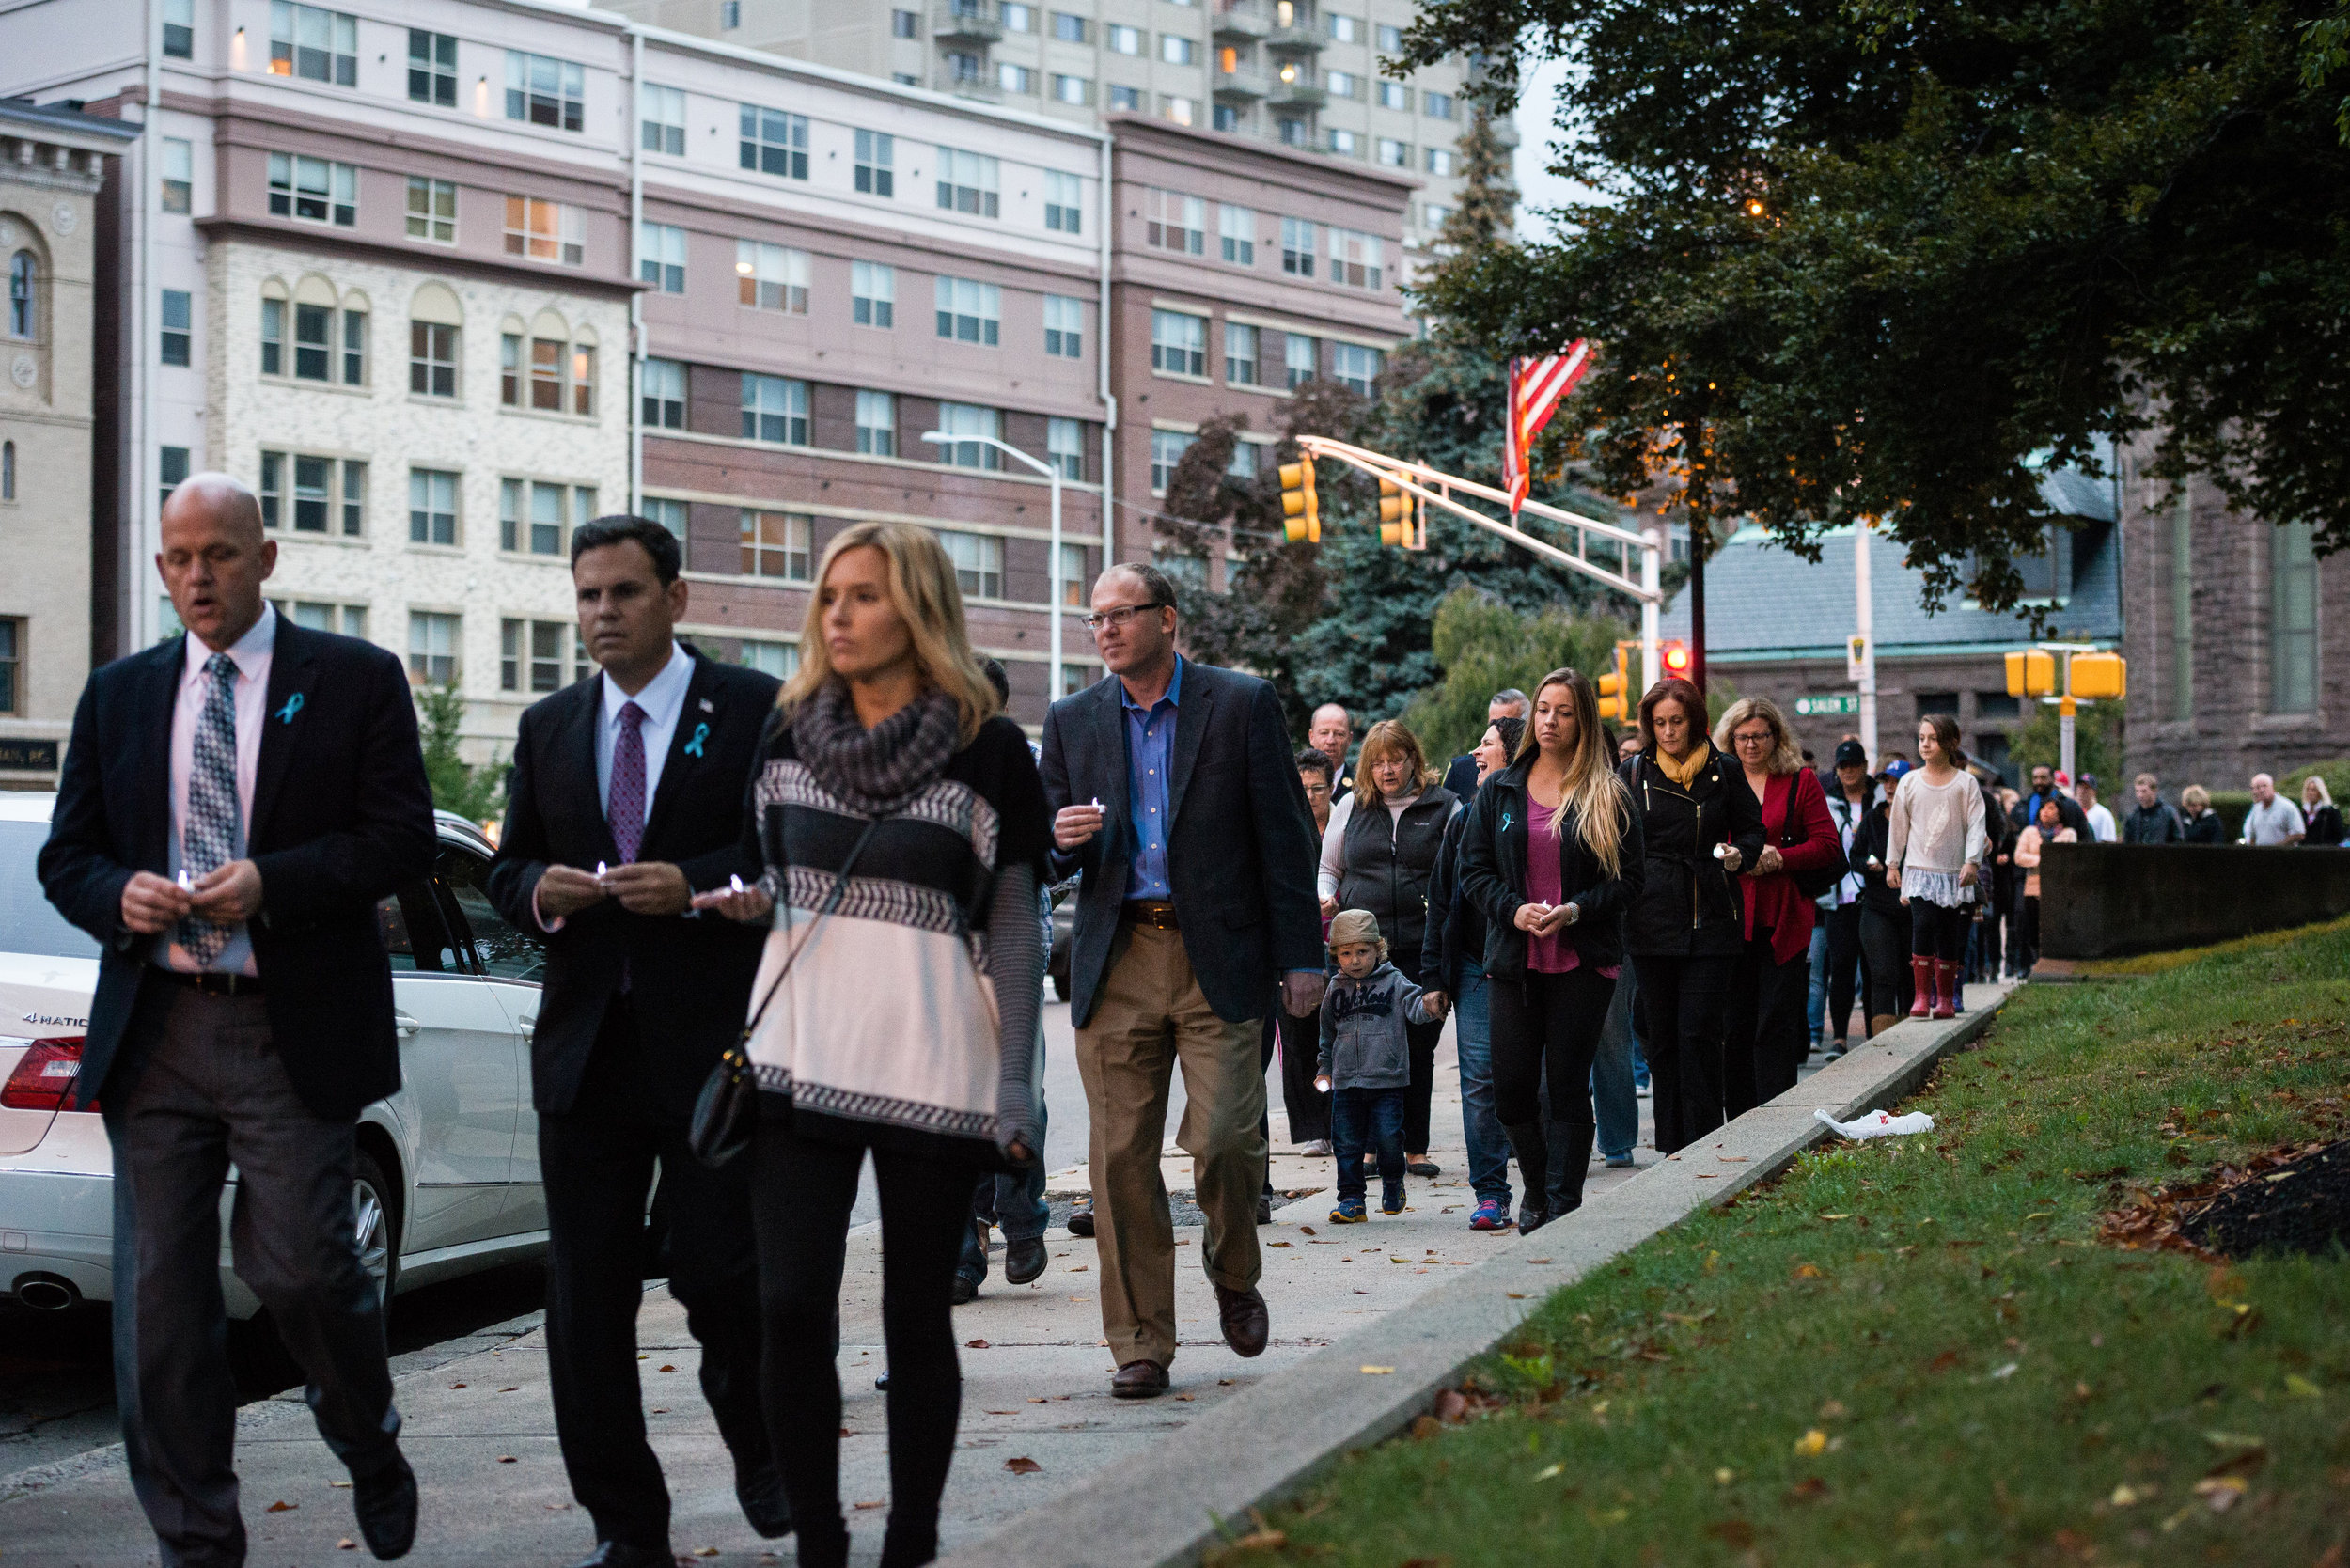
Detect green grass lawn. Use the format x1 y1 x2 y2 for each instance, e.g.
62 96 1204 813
1231 921 2350 1567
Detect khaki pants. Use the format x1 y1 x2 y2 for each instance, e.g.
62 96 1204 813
1073 924 1264 1369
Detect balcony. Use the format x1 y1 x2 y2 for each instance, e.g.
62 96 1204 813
1268 76 1325 109
932 0 1002 43
1212 5 1271 41
1266 24 1323 51
1214 67 1271 101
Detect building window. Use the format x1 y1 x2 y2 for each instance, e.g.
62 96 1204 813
1108 24 1141 54
1162 95 1196 126
854 129 895 196
160 290 191 366
6 252 34 342
1109 85 1142 111
1053 74 1092 105
1376 138 1407 168
1424 90 1455 119
507 52 586 132
890 8 918 38
1425 147 1456 177
1378 80 1408 110
741 373 808 445
1 439 13 501
1151 310 1207 377
2270 518 2319 714
933 276 1001 345
938 529 1004 599
405 176 457 243
270 3 357 87
1225 321 1259 385
946 50 986 87
722 0 742 25
0 617 21 713
1326 11 1360 41
1326 70 1357 99
1277 116 1308 147
2168 488 2193 722
498 478 590 555
1376 22 1402 49
739 510 812 579
641 356 685 429
1002 2 1035 30
640 222 687 293
529 337 560 411
286 297 362 384
160 445 189 509
1284 331 1318 389
1422 201 1451 229
741 104 810 180
501 619 568 694
1160 33 1195 64
1281 218 1317 278
735 240 809 313
641 84 687 155
1053 11 1089 41
272 599 366 636
259 451 365 536
500 332 519 405
852 260 895 327
1213 103 1242 133
163 0 194 57
409 320 456 397
1220 204 1256 265
934 149 1001 218
1044 170 1083 233
1057 541 1089 608
1330 228 1383 289
408 29 458 107
342 306 367 384
408 611 460 684
261 297 282 374
998 62 1037 95
268 152 356 227
1044 295 1084 359
504 196 583 265
160 137 192 213
1332 341 1383 394
408 467 458 545
937 401 1001 469
1229 440 1261 480
1147 189 1205 254
1149 430 1194 494
1047 417 1084 482
644 496 686 538
1326 127 1359 156
738 639 799 679
855 389 896 456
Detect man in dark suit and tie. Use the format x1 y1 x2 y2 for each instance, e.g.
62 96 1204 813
1039 563 1324 1400
39 474 433 1565
487 516 784 1568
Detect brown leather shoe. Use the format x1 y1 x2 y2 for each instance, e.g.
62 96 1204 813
1110 1359 1169 1399
1215 1284 1270 1357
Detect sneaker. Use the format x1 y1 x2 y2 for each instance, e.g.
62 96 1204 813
1406 1159 1440 1178
1605 1152 1635 1168
1381 1186 1405 1215
1634 1081 1653 1099
1299 1138 1333 1157
1329 1198 1368 1224
1469 1197 1511 1231
1824 1042 1847 1062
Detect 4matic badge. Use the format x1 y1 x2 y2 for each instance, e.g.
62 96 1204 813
21 1012 87 1028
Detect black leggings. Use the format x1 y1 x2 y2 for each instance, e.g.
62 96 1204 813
1824 902 1864 1041
1488 966 1617 1129
1402 1013 1443 1153
1910 899 1970 960
750 1122 983 1567
1633 952 1736 1155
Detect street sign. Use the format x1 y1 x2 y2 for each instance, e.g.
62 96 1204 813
1794 694 1860 717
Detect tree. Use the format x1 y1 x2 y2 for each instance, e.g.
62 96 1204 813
1399 588 1626 760
415 681 504 826
2010 699 2123 789
1436 104 1520 253
1399 0 2350 616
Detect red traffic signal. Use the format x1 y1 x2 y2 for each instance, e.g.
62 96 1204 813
1661 640 1693 677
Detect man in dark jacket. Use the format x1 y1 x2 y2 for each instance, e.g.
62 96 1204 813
2017 763 2091 837
2123 774 2186 843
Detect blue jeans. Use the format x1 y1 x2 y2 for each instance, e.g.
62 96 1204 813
1451 962 1511 1206
1805 920 1831 1043
1332 1087 1406 1204
1590 967 1638 1160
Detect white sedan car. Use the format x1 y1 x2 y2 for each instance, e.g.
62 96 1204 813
1 792 553 1317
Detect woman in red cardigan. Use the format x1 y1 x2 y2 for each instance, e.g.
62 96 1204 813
1716 697 1843 1116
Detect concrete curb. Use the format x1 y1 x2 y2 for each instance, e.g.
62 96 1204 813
938 983 2018 1568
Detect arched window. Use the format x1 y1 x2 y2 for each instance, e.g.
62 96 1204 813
2 440 14 501
8 251 35 340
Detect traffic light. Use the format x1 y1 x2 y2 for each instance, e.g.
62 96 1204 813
2005 649 2056 698
1661 639 1693 679
2068 651 2126 700
1279 458 1319 543
1596 640 1634 722
1378 473 1416 547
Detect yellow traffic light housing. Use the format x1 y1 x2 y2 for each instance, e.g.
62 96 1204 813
1378 473 1411 546
1279 459 1319 543
2005 649 2055 698
1596 639 1634 722
2068 651 2126 700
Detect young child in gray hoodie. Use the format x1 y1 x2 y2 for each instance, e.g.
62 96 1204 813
1319 909 1442 1220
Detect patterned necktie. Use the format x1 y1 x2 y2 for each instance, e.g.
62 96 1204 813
609 700 647 864
179 651 241 965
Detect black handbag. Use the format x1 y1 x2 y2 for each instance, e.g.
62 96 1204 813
689 820 881 1168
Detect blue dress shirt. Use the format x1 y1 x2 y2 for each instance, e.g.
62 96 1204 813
1120 655 1183 901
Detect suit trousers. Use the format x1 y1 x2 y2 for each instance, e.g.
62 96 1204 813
1635 952 1737 1156
538 1006 771 1552
103 980 399 1568
1073 923 1264 1369
1260 985 1331 1145
1726 930 1812 1118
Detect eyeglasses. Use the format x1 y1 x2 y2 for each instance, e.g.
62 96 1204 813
1731 729 1775 747
1079 602 1167 634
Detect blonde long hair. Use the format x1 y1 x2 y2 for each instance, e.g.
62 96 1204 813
1354 718 1437 808
1513 667 1630 878
1712 696 1805 776
778 521 1000 746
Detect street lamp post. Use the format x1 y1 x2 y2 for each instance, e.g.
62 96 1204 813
922 430 1065 702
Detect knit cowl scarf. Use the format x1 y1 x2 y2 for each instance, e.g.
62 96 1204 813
789 679 961 818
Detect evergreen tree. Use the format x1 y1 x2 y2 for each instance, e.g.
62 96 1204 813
1399 588 1625 760
1436 104 1519 254
415 681 505 826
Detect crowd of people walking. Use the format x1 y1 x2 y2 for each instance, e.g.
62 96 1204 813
33 478 2346 1568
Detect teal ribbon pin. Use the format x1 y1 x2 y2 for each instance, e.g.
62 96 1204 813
276 693 305 726
683 721 709 758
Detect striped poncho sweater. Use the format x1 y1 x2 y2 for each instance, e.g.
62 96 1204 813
740 713 1051 1168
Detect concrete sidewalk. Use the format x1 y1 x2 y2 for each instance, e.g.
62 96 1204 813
0 1035 1661 1565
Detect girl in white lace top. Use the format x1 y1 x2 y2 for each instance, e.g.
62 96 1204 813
1886 714 1986 1018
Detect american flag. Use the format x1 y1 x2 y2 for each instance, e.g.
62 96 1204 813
1500 341 1593 516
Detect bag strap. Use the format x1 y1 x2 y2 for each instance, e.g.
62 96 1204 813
739 816 883 1044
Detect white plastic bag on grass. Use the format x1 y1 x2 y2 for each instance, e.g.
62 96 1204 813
1814 1106 1935 1140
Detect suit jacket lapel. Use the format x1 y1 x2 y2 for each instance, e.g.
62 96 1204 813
640 652 716 853
1167 663 1213 830
248 624 317 851
136 637 184 871
1094 679 1132 878
561 677 619 865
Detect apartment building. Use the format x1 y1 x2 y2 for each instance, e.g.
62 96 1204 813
595 0 1488 270
0 101 139 788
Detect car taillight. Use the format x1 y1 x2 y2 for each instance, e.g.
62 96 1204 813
2 1038 90 1112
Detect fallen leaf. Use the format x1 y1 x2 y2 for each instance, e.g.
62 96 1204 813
337 1539 357 1551
1361 1365 1395 1374
1069 1264 1089 1272
447 1382 467 1389
1793 1263 1824 1279
659 1365 677 1373
1219 1378 1235 1386
1230 1529 1287 1552
696 1549 721 1559
1715 1468 1736 1485
328 1480 352 1489
498 1455 516 1465
1818 1399 1848 1419
1027 1397 1047 1403
1784 1477 1829 1503
2285 1373 2323 1398
1506 1292 1526 1300
2194 1475 2248 1511
499 1386 519 1393
1268 1241 1293 1247
266 1501 296 1513
1300 1225 1317 1235
967 1339 990 1349
1174 1393 1196 1402
983 1409 1017 1416
854 1499 886 1509
1989 1361 2019 1380
1928 1350 1963 1373
2110 1482 2154 1506
1794 1429 1828 1457
1528 1258 1553 1265
1005 1457 1042 1474
1822 1214 1853 1221
1535 1462 1564 1480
